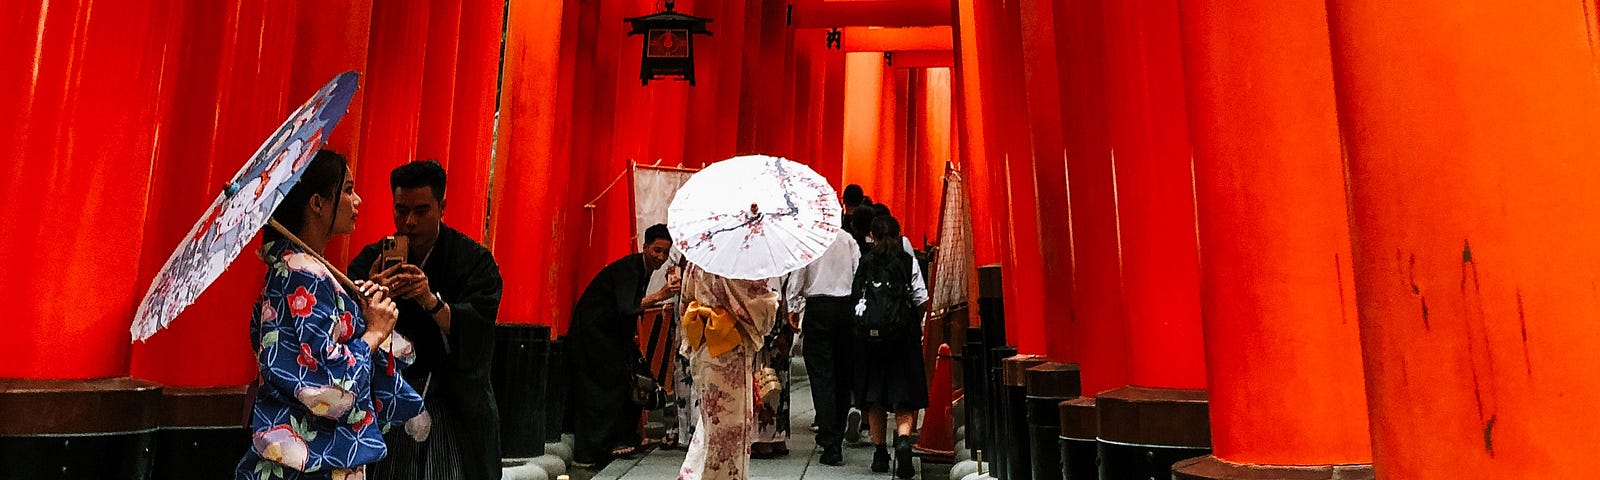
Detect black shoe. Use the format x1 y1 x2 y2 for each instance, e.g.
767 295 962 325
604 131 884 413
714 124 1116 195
819 447 844 466
871 445 890 472
894 435 915 479
751 442 774 459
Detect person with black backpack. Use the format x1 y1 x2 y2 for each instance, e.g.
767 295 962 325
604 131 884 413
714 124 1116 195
851 215 929 479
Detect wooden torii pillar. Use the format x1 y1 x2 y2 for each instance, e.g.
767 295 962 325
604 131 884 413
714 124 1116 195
1173 0 1374 478
1055 0 1132 477
1096 1 1211 478
1328 1 1600 477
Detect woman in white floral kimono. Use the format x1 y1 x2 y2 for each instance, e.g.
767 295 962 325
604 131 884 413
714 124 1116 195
676 264 778 480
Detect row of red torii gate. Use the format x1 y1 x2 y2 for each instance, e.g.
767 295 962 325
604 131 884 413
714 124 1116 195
4 0 1600 479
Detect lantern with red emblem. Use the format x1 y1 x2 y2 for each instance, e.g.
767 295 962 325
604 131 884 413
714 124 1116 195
625 0 713 85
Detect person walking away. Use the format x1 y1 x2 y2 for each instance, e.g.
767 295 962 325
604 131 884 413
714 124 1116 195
676 265 778 480
786 229 860 465
852 216 929 479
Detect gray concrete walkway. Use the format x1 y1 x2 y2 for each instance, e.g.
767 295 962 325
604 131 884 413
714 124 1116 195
590 359 945 480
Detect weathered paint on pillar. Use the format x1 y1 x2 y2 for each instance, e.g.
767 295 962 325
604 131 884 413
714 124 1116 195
1328 1 1600 476
489 0 569 327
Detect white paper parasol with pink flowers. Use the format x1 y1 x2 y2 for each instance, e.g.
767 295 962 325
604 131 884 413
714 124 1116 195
666 155 841 280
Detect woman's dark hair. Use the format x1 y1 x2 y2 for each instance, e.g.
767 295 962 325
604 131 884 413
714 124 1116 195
869 215 906 258
870 202 891 218
266 149 349 242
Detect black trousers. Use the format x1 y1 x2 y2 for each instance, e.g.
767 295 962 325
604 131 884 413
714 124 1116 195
802 296 855 450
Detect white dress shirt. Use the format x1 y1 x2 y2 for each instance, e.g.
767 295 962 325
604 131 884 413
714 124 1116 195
784 230 861 315
901 236 930 307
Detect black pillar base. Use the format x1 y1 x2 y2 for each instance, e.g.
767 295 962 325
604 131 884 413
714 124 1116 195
1001 354 1048 480
151 385 250 479
547 336 569 442
1024 362 1080 480
492 324 552 458
1100 441 1210 480
1059 436 1098 480
0 433 157 479
976 264 1008 479
960 326 988 455
153 427 249 479
1172 455 1375 480
0 377 162 480
986 345 1016 480
1058 397 1098 480
1095 386 1211 480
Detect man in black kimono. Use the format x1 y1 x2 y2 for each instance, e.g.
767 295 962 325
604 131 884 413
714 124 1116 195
352 160 503 480
568 223 679 466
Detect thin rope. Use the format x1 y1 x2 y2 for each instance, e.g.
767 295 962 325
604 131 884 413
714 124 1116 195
585 166 631 246
584 167 631 209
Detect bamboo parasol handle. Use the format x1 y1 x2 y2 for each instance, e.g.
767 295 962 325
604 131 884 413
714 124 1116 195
266 218 397 352
266 218 363 306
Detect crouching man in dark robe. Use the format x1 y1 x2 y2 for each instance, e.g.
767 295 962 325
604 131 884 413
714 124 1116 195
568 223 680 466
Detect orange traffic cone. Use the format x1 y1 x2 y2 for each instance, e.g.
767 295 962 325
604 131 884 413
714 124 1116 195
914 343 956 461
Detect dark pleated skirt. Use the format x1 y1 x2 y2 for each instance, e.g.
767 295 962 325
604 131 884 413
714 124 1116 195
852 333 929 411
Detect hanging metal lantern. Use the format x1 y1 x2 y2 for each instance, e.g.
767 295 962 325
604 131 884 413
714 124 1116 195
625 1 713 86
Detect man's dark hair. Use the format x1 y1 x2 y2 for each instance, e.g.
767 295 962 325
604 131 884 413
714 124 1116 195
391 159 447 201
267 149 348 241
843 184 865 207
644 223 672 247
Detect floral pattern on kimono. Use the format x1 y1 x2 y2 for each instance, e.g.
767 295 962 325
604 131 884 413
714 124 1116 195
750 318 793 444
677 266 777 480
679 343 753 480
236 241 427 480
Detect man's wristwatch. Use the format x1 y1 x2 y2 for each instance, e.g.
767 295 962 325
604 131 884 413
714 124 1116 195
426 292 447 315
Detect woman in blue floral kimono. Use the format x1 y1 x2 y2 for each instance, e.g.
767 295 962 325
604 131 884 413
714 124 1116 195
236 150 429 480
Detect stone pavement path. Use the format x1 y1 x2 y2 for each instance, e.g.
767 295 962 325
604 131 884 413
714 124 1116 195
582 359 946 480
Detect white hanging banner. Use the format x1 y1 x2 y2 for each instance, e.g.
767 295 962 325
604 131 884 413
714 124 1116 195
631 162 698 248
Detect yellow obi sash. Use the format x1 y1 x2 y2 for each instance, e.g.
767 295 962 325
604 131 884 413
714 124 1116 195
682 301 742 357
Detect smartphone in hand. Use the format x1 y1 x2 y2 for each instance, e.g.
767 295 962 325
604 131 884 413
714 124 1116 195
379 235 408 271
